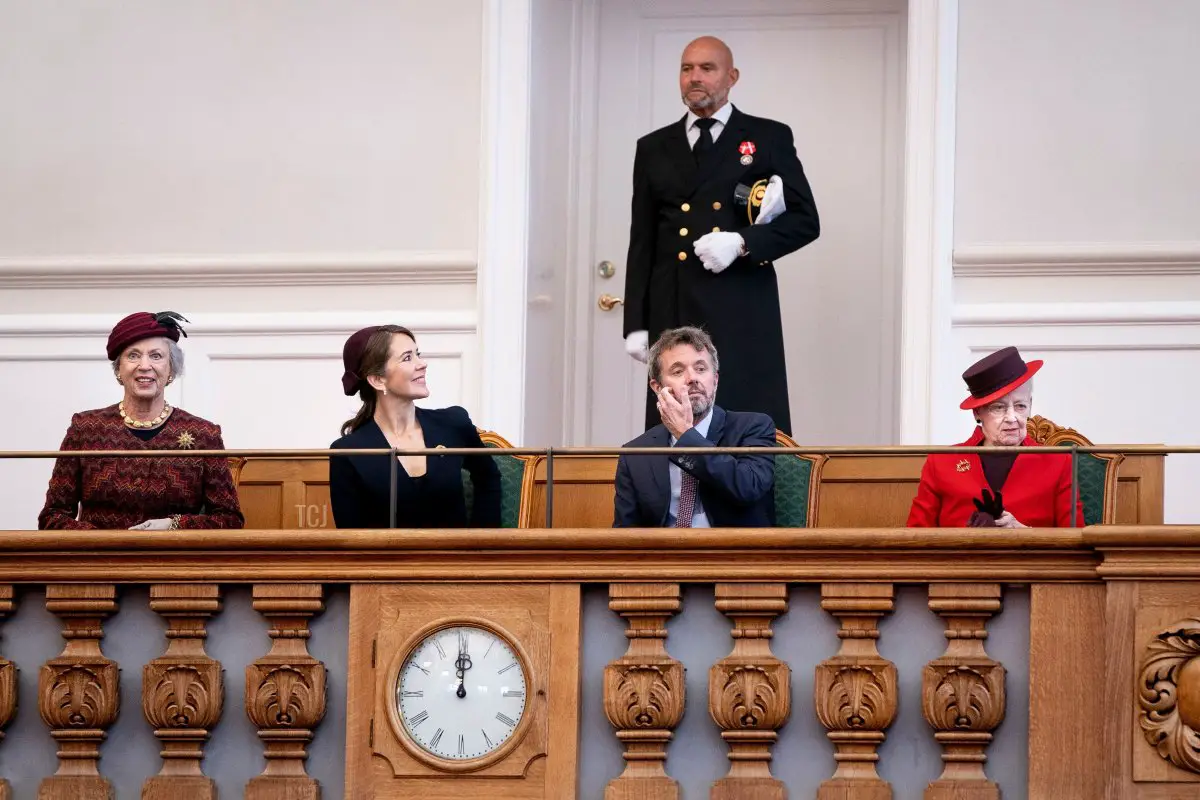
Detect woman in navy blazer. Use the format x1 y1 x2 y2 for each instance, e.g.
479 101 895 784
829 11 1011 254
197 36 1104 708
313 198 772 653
329 325 500 529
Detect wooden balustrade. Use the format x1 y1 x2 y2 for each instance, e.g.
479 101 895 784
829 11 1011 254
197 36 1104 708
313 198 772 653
0 527 1191 798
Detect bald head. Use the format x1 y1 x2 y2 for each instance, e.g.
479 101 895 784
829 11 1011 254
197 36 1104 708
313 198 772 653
683 36 735 69
679 36 739 116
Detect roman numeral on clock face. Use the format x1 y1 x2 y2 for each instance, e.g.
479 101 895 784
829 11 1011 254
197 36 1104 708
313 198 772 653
496 712 517 727
409 710 429 727
482 729 494 748
400 690 423 698
502 689 524 698
430 728 444 749
433 639 446 659
497 662 518 675
458 734 465 757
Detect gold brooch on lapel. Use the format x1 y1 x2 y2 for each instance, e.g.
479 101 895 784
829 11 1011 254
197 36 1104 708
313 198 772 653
955 459 970 473
176 431 196 449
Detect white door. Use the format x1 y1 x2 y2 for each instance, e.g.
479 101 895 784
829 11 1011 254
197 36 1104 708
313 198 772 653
578 0 907 445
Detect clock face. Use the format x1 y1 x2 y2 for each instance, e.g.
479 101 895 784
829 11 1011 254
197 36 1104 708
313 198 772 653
396 625 528 761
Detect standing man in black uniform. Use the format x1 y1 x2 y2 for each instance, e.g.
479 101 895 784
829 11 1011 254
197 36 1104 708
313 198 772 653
622 35 820 434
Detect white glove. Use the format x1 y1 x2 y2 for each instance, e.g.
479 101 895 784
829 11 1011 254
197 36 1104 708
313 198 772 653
755 175 786 225
129 518 174 531
624 330 649 363
693 232 745 273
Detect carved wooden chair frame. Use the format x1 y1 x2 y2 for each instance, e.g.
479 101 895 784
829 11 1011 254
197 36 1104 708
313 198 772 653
774 430 827 527
1025 414 1123 524
477 429 538 529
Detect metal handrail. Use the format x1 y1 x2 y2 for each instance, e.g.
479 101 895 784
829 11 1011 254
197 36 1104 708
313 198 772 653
0 444 1192 457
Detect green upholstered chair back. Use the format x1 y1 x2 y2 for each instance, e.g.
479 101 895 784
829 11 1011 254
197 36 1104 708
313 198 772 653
461 430 531 528
773 431 826 528
1026 415 1122 525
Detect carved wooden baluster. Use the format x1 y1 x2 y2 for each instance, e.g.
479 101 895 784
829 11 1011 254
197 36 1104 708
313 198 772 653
142 584 224 800
814 583 897 800
0 586 16 800
603 583 685 800
709 583 790 800
38 584 120 800
923 583 1005 800
245 584 327 800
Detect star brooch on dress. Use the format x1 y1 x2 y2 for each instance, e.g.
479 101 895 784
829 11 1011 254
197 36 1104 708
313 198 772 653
176 431 197 449
955 459 970 473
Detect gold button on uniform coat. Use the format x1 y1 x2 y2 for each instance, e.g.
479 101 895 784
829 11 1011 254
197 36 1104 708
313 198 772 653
677 252 687 261
681 202 691 212
712 201 722 210
679 228 688 236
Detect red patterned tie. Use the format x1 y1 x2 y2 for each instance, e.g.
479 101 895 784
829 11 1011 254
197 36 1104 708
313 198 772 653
675 471 697 528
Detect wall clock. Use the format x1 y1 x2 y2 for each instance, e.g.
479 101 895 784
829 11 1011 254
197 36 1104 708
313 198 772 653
390 621 532 768
345 583 580 798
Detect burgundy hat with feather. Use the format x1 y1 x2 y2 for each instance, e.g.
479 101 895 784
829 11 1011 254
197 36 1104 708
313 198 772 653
106 312 189 361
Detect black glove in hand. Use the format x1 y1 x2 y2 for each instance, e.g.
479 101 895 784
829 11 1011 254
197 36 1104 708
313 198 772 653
966 511 996 528
972 489 1004 519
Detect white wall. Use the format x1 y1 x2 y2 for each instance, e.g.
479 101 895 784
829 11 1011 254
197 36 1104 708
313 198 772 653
0 0 486 529
947 0 1200 521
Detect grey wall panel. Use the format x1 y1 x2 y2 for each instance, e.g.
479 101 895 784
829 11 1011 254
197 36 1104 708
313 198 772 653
0 586 61 800
578 584 627 798
985 585 1030 792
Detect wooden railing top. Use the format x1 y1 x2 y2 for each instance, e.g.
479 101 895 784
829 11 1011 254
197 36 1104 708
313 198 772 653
0 526 1194 583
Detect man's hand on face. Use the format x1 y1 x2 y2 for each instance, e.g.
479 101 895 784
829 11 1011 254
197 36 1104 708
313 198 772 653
657 385 694 440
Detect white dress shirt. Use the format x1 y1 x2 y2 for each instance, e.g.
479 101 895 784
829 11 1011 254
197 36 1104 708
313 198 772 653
685 102 734 149
667 409 714 528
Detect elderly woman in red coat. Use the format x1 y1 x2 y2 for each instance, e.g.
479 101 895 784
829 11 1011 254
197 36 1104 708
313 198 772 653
38 311 244 531
907 346 1083 528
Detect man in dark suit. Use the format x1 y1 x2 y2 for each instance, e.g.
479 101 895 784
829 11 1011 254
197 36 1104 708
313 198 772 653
623 36 820 435
613 326 776 528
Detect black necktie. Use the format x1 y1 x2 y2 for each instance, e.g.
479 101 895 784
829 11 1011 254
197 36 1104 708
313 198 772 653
693 118 717 165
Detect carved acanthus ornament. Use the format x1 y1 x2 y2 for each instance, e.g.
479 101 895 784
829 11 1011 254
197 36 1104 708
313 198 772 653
708 583 790 800
1138 617 1200 773
814 583 897 800
603 583 684 800
922 583 1006 799
245 584 327 800
38 584 120 800
141 584 223 800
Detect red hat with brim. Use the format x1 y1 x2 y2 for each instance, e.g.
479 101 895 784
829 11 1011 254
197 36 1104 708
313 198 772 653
959 346 1043 410
106 312 188 361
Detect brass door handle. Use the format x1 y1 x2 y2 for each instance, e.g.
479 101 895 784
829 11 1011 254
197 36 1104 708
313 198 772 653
598 294 624 311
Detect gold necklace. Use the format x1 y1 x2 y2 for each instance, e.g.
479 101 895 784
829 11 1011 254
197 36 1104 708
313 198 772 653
120 401 172 429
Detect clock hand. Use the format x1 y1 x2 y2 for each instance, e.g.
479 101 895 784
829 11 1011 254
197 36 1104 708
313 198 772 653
455 637 473 699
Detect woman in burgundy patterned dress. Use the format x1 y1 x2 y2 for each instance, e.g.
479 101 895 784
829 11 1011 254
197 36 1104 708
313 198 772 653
38 311 244 530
